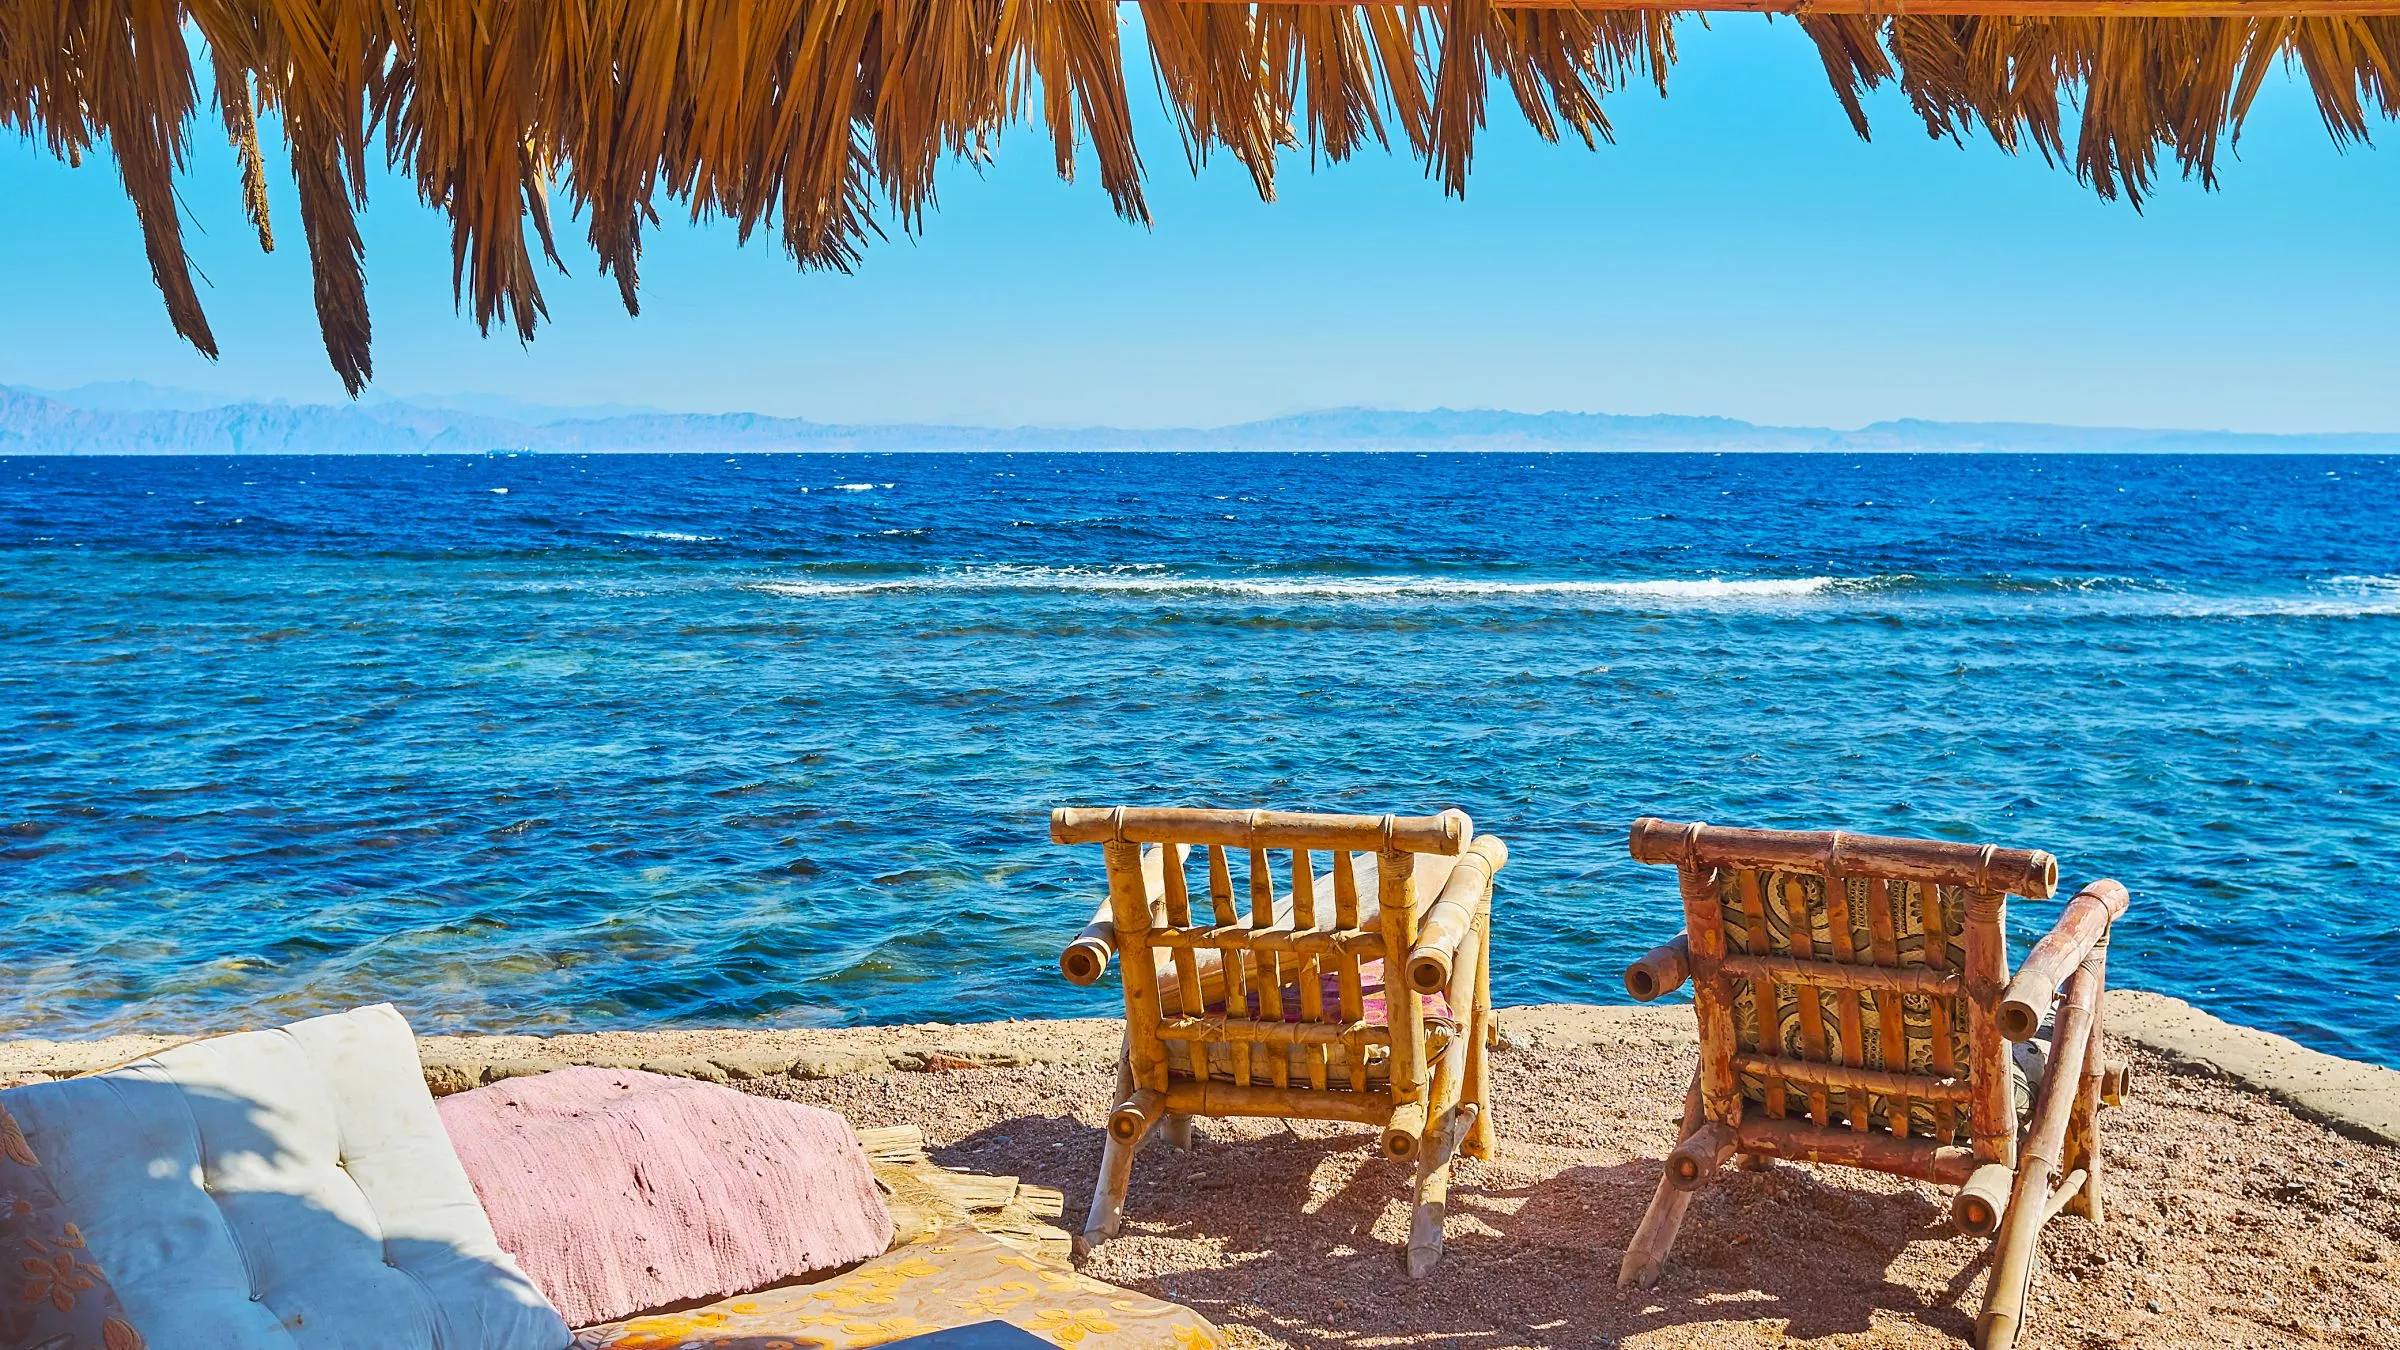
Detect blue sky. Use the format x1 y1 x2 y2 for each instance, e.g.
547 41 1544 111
1 18 2394 432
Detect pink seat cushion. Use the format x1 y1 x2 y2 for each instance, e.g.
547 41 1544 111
436 1067 892 1329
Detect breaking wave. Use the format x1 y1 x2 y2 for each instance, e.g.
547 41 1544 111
745 567 1853 602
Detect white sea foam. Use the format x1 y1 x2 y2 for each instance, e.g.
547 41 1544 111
2156 577 2400 619
832 483 878 491
745 567 1847 603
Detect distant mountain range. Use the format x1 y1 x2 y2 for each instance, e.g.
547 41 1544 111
4 383 2395 456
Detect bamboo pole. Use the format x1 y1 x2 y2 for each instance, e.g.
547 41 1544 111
1054 806 1466 856
1109 1087 1168 1143
1729 1054 1970 1104
1250 846 1289 1088
1380 844 1426 1104
1952 1162 2014 1237
1919 882 1961 1148
1733 869 1789 1121
1209 844 1251 1089
1082 1039 1154 1253
1624 932 1690 1001
1667 1121 1740 1191
1998 880 2132 1041
1292 849 1330 1091
1104 840 1174 1096
1618 1069 1703 1290
1161 848 1206 1022
1333 850 1370 1092
1060 900 1121 986
1405 1101 1479 1278
1863 877 1910 1138
1406 835 1508 994
1060 842 1183 985
1384 1098 1427 1161
1717 952 1961 997
1977 946 2108 1350
1149 924 1386 957
1964 887 2015 1167
1821 871 1869 1133
1404 913 1484 1277
1629 817 2057 900
1677 859 1741 1129
1467 898 1496 1160
1160 1078 1397 1127
2065 946 2110 1222
1156 1016 1389 1048
1735 1116 1978 1186
1781 875 1832 1127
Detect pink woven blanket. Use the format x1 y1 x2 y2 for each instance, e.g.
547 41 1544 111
438 1067 893 1329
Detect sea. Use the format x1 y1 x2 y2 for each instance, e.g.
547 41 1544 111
2 452 2395 1068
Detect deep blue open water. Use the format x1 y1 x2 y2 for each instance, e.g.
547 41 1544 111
2 452 2395 1066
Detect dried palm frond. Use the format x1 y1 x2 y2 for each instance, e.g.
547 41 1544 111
6 2 2395 393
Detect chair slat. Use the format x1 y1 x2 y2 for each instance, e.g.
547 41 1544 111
1292 850 1330 1091
1148 926 1383 957
1249 846 1288 1087
1714 954 1959 997
1333 849 1369 1092
1732 870 1788 1120
1158 1017 1391 1049
1781 875 1832 1126
1821 874 1870 1133
1161 848 1206 1028
1208 845 1251 1088
1730 1053 1971 1104
1863 877 1910 1138
1917 881 1960 1146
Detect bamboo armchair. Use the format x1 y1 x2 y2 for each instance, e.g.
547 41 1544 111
1052 805 1507 1276
1615 817 2133 1350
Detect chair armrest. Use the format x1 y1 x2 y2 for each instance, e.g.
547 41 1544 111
1059 900 1120 985
1056 843 1187 986
1624 933 1691 1001
1406 835 1508 994
1997 879 2130 1040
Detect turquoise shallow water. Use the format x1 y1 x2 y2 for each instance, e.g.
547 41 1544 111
1 452 2395 1065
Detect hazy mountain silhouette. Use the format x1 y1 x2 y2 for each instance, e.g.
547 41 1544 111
4 386 2394 455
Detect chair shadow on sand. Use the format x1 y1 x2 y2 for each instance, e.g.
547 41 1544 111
937 1113 1986 1346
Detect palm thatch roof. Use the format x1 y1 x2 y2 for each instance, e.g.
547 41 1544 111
5 1 2396 393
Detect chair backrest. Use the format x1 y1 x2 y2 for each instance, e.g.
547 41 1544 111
1051 806 1481 1120
1629 818 2058 1170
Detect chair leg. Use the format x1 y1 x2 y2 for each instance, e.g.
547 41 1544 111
1080 1043 1152 1255
1465 928 1497 1162
1160 1114 1196 1150
2065 1020 2107 1223
1617 1070 1706 1291
1406 1103 1480 1278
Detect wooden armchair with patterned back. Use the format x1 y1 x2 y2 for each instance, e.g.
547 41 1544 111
1051 806 1507 1276
1614 817 2132 1350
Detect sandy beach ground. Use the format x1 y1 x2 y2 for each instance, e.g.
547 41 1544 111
7 999 2394 1348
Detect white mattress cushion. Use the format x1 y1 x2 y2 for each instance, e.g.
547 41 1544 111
3 1003 569 1350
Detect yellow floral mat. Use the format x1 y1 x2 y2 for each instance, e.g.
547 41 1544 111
572 1227 1219 1350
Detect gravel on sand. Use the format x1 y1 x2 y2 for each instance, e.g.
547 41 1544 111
752 1038 2400 1349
